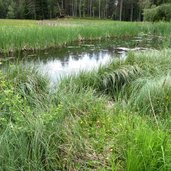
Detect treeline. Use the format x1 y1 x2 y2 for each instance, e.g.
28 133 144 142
0 0 171 21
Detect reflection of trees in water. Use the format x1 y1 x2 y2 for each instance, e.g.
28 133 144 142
70 51 103 61
69 53 82 60
12 48 118 71
61 60 67 67
14 41 120 69
88 52 94 59
94 52 100 61
18 41 118 64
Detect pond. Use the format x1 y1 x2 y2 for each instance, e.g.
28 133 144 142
0 36 158 84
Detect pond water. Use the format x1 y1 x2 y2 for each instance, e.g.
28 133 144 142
36 51 117 84
1 37 158 84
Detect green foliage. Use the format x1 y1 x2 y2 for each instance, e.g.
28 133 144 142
59 60 142 100
0 0 170 21
0 71 29 128
4 64 52 111
124 50 171 116
144 3 171 21
2 48 171 170
101 64 141 98
6 1 16 19
125 119 170 170
1 19 171 169
7 5 15 19
144 6 158 21
130 76 171 116
0 19 171 54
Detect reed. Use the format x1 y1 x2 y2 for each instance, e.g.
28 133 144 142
0 19 171 54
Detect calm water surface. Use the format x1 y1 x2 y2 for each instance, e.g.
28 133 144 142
1 38 155 84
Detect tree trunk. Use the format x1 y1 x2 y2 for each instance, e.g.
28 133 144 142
99 0 101 19
75 0 78 17
130 3 133 21
79 0 82 18
138 9 141 21
72 0 74 16
119 0 123 21
105 0 108 18
90 0 92 17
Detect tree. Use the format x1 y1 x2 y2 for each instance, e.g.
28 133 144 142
15 0 25 18
0 0 170 21
119 0 123 21
7 1 16 19
0 0 5 18
25 0 36 19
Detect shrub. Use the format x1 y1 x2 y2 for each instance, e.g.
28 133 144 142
144 3 171 22
0 71 28 128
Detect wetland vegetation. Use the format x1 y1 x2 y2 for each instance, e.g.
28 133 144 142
2 47 171 170
0 19 171 54
1 0 171 170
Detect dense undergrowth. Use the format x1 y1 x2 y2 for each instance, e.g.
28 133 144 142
0 19 171 54
1 49 171 170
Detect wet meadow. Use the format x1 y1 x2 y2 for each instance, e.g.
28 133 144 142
1 19 171 170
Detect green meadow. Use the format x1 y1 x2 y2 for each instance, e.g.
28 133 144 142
0 19 171 54
1 19 171 170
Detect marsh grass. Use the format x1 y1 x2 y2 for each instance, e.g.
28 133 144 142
2 64 53 112
1 80 171 170
1 21 171 169
59 59 142 101
0 19 171 54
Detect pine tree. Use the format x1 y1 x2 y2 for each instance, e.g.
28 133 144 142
7 1 16 19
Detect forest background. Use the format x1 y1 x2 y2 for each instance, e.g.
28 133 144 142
1 0 171 22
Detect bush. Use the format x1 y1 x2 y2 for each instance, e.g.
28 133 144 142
0 71 29 128
144 3 171 22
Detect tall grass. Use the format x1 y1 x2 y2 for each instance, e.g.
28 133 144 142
0 19 171 54
1 35 171 169
3 64 52 112
1 84 171 170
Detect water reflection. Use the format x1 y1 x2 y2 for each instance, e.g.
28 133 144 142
2 39 134 85
31 51 114 84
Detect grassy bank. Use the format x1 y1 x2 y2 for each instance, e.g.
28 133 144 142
1 49 171 170
0 19 171 54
